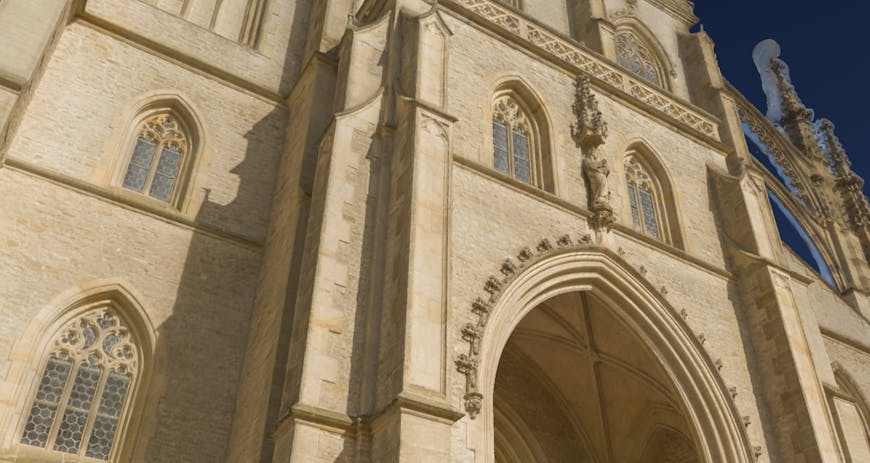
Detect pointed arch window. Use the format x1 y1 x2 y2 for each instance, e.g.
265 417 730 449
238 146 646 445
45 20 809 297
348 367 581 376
20 308 139 460
492 94 536 185
122 113 190 203
615 30 664 87
625 156 660 239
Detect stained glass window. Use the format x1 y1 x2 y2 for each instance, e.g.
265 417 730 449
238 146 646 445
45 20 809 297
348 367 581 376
492 94 537 185
493 119 510 174
512 129 531 183
628 183 641 228
122 113 189 203
21 309 139 460
625 157 660 239
615 30 663 87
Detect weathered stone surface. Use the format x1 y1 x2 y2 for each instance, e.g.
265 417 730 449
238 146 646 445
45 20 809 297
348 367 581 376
0 0 867 462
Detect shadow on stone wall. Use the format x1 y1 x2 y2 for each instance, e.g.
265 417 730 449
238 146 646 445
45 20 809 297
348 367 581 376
142 106 286 462
141 2 314 460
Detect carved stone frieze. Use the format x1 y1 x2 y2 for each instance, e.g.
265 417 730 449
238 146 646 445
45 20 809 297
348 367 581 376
455 232 593 418
446 0 718 138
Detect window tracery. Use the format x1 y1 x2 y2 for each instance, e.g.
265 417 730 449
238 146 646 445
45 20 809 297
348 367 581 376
492 94 535 184
20 309 138 461
122 113 189 203
615 30 662 87
625 156 660 239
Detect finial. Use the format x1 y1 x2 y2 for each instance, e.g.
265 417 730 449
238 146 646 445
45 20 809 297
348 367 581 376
817 118 851 177
769 58 812 123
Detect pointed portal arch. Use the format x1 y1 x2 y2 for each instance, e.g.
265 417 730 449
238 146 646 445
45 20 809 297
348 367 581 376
469 250 753 463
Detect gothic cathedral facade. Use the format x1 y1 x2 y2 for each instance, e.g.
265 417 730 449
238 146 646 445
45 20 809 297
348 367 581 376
0 0 868 462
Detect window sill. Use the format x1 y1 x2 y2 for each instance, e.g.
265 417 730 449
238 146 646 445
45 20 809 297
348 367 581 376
1 444 109 463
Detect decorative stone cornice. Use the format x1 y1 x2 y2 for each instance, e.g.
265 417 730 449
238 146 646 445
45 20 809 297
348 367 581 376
441 0 718 139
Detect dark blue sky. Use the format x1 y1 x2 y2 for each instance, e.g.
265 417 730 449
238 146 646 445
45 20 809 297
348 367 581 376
691 1 868 280
692 1 868 178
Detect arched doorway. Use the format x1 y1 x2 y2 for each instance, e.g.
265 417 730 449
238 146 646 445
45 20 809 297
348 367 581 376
472 250 752 463
494 292 700 462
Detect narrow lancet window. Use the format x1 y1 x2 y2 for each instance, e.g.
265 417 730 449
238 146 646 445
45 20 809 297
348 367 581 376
122 113 189 203
625 157 660 239
20 309 139 460
492 95 536 185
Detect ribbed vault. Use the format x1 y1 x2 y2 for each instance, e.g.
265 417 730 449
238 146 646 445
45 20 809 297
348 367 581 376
494 291 699 463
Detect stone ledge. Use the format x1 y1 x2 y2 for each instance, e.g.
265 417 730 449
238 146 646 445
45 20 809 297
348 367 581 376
454 156 734 281
79 0 289 102
1 157 264 252
441 0 719 140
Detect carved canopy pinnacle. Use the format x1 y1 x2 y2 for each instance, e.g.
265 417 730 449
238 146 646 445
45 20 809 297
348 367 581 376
818 119 851 177
769 58 812 122
571 75 608 148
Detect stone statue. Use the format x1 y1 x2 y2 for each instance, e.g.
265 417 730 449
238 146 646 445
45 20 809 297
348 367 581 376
572 74 615 229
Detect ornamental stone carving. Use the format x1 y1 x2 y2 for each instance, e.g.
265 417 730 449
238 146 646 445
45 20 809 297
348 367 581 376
455 233 593 418
572 75 615 230
450 0 719 138
615 30 662 87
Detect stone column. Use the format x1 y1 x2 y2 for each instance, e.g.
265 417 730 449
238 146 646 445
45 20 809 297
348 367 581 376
370 7 463 461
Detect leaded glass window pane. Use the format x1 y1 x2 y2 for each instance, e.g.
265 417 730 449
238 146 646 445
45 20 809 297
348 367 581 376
493 119 510 174
21 358 71 448
53 364 101 454
639 187 659 238
122 138 156 193
628 183 641 228
21 309 138 460
512 129 531 183
123 113 188 204
493 94 540 186
148 145 181 202
85 372 130 460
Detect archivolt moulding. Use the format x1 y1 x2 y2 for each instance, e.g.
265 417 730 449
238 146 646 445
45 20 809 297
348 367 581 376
454 232 593 418
454 243 756 463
